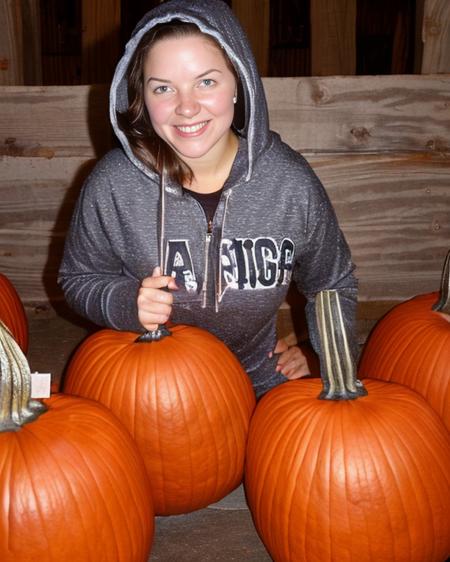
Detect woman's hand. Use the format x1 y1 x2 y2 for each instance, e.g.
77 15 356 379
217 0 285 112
137 266 178 332
269 338 311 380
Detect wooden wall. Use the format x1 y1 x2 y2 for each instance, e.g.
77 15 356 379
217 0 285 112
1 75 449 324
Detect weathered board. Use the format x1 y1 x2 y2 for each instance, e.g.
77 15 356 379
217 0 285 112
421 0 450 73
264 75 450 153
310 0 356 76
0 76 449 319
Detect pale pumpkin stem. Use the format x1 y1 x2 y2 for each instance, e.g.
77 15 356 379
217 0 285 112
432 250 450 314
135 324 172 343
315 291 368 400
0 320 46 432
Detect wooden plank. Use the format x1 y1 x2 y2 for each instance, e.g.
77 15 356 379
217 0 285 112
306 152 449 300
0 0 23 85
421 0 450 73
232 0 270 76
21 0 42 85
263 75 450 153
310 0 356 76
81 0 121 84
0 84 112 158
415 0 426 73
0 156 96 303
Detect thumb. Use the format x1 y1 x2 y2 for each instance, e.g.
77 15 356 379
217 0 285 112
269 338 289 357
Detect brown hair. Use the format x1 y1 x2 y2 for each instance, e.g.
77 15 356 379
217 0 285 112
117 21 238 186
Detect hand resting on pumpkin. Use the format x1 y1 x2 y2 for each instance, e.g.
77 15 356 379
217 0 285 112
138 266 178 332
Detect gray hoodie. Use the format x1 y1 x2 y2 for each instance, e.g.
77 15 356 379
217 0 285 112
58 0 358 397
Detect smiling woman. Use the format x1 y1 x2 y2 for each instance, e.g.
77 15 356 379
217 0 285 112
58 0 358 400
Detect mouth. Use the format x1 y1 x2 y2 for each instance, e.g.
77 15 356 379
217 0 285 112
174 121 209 136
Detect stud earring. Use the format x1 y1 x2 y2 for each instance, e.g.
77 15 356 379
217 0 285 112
233 95 237 104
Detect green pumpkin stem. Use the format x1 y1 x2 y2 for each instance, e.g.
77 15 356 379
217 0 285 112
432 250 450 315
315 291 368 400
0 320 47 432
135 324 172 343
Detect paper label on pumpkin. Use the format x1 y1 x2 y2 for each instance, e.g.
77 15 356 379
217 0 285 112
31 372 51 398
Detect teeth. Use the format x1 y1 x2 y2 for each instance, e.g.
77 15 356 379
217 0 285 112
176 122 207 133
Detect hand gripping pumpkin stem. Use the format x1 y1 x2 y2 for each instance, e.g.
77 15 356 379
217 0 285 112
135 324 172 343
315 291 367 400
0 320 46 432
432 249 450 315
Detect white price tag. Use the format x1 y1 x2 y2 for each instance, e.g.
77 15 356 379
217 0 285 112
31 372 51 398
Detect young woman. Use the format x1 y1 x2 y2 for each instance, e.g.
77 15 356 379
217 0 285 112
59 0 358 398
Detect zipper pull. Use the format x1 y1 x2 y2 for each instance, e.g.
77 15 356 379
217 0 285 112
207 219 213 234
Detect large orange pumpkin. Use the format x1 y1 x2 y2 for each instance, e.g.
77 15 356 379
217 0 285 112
64 323 256 515
0 273 28 353
358 250 450 431
0 321 154 562
245 291 450 562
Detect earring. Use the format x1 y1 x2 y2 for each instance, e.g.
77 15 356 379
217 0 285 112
233 95 237 104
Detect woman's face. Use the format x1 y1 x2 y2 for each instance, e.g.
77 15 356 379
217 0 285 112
143 34 237 166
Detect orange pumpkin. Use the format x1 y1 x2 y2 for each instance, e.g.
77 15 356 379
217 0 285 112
359 250 450 431
245 291 450 562
0 321 154 562
0 273 28 353
64 324 256 515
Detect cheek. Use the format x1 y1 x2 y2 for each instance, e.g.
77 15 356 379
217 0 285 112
202 91 235 117
144 97 170 128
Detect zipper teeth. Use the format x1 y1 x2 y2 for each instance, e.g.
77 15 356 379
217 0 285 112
216 190 232 308
202 233 211 308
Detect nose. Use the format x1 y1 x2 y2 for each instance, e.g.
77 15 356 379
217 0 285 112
175 92 200 118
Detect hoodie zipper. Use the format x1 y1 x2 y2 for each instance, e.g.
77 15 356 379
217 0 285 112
201 220 212 308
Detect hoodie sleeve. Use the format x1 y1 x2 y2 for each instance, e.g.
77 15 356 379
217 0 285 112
292 169 359 363
58 159 143 333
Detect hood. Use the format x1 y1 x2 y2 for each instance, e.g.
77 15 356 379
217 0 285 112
109 0 270 182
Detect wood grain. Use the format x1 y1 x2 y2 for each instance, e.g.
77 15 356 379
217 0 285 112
0 0 23 85
81 0 121 84
232 0 270 76
310 0 356 76
264 75 450 153
421 0 450 73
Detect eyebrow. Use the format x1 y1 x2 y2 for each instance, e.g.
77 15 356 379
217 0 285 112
147 68 222 85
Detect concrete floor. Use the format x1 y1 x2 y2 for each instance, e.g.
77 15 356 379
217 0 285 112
26 304 272 561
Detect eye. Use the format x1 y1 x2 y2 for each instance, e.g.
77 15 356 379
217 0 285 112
199 78 216 88
153 85 172 94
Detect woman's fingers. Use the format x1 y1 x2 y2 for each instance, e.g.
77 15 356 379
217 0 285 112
137 267 178 331
270 340 311 380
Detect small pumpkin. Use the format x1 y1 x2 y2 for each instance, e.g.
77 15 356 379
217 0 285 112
0 273 28 353
0 320 154 562
358 250 450 431
64 323 256 515
245 291 450 562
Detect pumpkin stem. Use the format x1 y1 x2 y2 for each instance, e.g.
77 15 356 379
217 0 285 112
432 250 450 314
315 291 368 400
0 320 46 432
135 324 172 343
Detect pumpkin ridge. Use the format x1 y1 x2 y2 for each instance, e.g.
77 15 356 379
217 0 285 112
363 385 449 558
19 414 105 558
167 340 248 502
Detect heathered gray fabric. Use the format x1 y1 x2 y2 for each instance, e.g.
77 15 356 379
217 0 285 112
58 0 358 397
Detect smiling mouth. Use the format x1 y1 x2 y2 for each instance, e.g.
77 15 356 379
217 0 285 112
175 121 209 134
